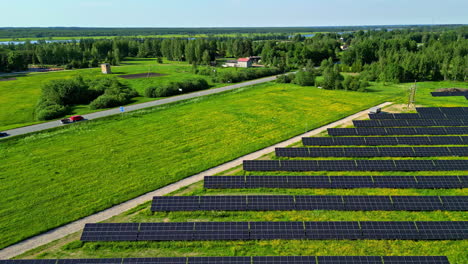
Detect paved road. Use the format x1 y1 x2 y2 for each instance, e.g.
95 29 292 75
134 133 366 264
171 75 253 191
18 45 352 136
0 102 392 259
2 76 277 138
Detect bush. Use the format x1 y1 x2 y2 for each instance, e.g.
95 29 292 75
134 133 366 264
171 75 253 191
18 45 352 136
276 74 295 83
36 104 68 121
293 70 315 86
145 78 210 98
212 68 283 84
342 75 370 91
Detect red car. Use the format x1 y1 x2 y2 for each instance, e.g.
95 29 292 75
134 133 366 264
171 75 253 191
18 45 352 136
61 115 84 124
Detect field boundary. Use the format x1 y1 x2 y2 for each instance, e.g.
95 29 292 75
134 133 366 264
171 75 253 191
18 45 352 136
0 101 392 259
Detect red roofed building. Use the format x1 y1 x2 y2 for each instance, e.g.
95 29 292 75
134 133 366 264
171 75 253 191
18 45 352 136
237 58 252 68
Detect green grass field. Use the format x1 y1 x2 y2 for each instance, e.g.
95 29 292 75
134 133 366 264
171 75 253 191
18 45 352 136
0 81 408 250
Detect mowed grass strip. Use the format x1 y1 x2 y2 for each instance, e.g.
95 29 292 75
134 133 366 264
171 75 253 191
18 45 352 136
0 82 401 249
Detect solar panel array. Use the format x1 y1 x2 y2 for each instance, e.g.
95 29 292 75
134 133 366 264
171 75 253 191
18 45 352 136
432 91 468 97
327 127 468 136
0 256 451 264
417 107 468 115
203 175 467 189
302 136 468 146
369 113 468 119
243 160 468 171
275 147 468 157
151 195 468 211
353 119 468 127
80 221 468 241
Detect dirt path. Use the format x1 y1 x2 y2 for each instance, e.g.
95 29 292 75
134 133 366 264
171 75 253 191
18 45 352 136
0 102 392 259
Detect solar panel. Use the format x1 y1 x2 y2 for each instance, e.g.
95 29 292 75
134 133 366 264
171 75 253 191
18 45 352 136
252 256 316 264
440 196 468 211
281 160 321 171
317 256 382 264
360 221 419 239
80 223 139 241
330 176 374 188
204 176 245 189
365 137 399 145
0 261 58 264
302 137 337 146
275 148 311 157
392 196 443 211
373 176 417 188
250 221 306 239
305 221 361 239
243 160 280 171
445 127 468 135
382 256 450 264
247 195 295 211
194 222 249 240
295 195 344 210
334 137 367 145
151 196 199 211
448 147 468 156
245 176 290 188
416 176 462 188
188 257 251 264
415 221 468 240
343 196 393 211
199 196 247 211
138 223 194 241
433 160 468 170
58 260 122 264
327 128 358 136
123 259 186 264
287 176 331 188
427 136 463 145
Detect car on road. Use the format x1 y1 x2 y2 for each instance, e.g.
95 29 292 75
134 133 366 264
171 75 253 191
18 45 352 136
0 132 8 137
60 115 84 124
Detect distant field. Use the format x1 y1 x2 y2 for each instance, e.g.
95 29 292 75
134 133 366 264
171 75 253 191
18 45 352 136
0 81 407 250
0 58 247 131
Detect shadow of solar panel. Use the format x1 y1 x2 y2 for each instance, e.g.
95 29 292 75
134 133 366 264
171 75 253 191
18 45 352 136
250 221 306 239
295 195 344 210
247 195 295 210
444 127 468 134
199 196 247 211
81 223 139 241
343 196 393 211
334 137 367 145
416 221 468 240
412 147 450 157
433 160 468 170
245 176 290 188
378 147 415 157
204 176 245 189
392 196 443 211
305 221 361 239
448 147 468 156
393 160 435 171
318 160 357 171
288 176 331 188
138 223 194 241
373 176 417 188
356 160 395 171
440 196 468 211
188 257 251 264
123 258 186 264
243 160 280 171
327 128 357 136
151 196 199 211
317 256 382 264
428 136 463 145
58 260 123 264
194 222 249 240
1 261 58 264
343 147 379 157
330 176 373 188
382 256 450 264
356 128 388 136
302 137 335 146
253 256 316 264
416 176 462 188
276 148 310 157
281 160 320 171
361 221 419 239
365 137 399 145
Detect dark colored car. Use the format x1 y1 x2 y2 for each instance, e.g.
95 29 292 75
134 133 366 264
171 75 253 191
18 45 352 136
0 132 8 137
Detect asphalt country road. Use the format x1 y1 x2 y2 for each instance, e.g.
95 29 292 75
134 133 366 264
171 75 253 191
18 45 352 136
1 76 277 139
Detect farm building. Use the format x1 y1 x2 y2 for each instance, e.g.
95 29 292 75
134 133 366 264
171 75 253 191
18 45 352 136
223 57 255 68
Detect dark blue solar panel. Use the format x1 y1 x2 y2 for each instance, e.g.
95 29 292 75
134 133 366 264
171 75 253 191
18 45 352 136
361 221 419 239
392 196 443 211
204 176 245 189
317 256 382 264
416 176 463 188
253 256 316 264
440 196 468 211
416 221 468 240
194 222 249 240
80 223 139 242
123 259 186 264
295 195 344 210
199 196 247 211
382 256 450 264
138 223 194 241
246 195 295 211
250 221 306 240
373 176 417 188
330 176 374 188
343 196 393 211
58 259 123 264
305 221 361 239
188 257 251 264
288 176 331 188
245 176 290 188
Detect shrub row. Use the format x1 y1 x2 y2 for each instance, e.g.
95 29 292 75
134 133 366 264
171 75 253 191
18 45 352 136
145 78 210 98
212 68 283 83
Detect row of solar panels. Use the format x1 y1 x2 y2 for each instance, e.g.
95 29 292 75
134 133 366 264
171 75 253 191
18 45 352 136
432 91 468 97
417 107 468 114
243 160 468 171
353 119 468 127
327 127 468 136
276 147 468 157
80 221 467 241
369 113 467 119
151 195 467 211
302 136 468 146
203 175 467 189
0 256 450 264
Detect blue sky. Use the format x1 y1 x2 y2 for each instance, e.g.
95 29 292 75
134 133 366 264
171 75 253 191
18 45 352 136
1 0 467 27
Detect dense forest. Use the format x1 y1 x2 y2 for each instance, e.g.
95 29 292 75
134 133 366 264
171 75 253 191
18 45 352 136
1 25 463 38
1 26 467 84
